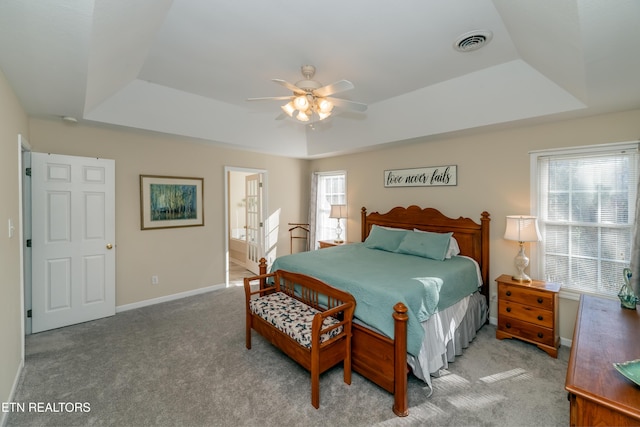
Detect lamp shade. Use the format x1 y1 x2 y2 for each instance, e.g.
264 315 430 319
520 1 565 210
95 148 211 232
329 204 347 219
504 215 541 242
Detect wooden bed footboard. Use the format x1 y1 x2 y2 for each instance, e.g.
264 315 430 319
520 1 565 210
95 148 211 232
258 258 410 416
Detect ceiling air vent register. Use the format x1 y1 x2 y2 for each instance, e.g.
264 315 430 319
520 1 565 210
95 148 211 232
454 30 493 52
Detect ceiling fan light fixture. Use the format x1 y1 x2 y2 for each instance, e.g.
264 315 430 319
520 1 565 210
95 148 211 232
281 102 295 117
296 110 310 122
318 111 331 120
294 95 309 111
318 98 333 113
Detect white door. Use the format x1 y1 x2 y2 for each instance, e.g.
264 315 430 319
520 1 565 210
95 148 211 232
245 173 263 274
31 153 116 333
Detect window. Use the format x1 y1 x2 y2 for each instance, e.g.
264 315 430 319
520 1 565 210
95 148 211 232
315 172 347 245
531 142 639 297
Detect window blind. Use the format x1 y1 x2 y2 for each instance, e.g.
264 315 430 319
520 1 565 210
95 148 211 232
535 143 639 296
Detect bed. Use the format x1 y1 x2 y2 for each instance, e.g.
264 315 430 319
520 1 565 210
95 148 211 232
259 205 490 416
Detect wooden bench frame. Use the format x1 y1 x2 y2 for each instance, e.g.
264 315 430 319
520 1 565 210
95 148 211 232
244 269 356 408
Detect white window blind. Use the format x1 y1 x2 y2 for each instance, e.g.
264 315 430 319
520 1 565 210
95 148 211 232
533 143 639 296
315 172 347 244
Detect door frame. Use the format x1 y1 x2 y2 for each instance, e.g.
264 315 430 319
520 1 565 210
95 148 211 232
223 166 267 285
18 135 31 350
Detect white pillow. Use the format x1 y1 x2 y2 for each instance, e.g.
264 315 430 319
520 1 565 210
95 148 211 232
414 228 460 259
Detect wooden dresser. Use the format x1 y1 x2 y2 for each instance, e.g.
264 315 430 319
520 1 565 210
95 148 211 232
565 295 640 426
495 274 560 357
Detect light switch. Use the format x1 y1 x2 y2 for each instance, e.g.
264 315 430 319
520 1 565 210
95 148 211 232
8 218 15 238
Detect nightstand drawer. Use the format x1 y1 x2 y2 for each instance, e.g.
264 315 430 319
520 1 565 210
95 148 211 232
498 284 554 310
499 300 554 328
498 316 555 347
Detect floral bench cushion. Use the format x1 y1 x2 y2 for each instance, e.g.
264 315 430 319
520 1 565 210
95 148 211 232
249 291 343 348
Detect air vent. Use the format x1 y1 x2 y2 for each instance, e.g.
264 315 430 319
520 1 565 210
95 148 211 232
454 30 493 52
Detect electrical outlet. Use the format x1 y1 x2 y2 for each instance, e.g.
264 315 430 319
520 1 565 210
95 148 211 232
151 275 159 285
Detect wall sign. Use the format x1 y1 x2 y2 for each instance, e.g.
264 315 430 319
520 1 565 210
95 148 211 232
384 165 457 188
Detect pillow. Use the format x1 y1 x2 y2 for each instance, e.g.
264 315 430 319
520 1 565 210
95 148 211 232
398 230 453 261
364 225 408 252
414 229 460 259
446 236 461 258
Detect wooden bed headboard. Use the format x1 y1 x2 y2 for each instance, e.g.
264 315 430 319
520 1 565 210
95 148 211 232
361 206 491 297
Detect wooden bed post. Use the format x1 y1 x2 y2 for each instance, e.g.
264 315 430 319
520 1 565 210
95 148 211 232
480 211 491 296
258 257 268 289
392 302 409 417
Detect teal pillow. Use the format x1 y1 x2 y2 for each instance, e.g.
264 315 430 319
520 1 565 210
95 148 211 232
397 230 453 261
364 225 408 252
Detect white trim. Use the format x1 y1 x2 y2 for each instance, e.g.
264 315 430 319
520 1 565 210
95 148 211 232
116 283 226 313
223 166 268 284
529 140 639 156
0 359 24 427
17 134 30 359
560 337 572 348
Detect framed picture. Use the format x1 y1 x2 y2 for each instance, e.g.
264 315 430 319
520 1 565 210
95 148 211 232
140 175 204 230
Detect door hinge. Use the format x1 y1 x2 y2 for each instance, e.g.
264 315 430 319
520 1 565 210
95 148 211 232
259 222 263 227
26 239 32 247
27 309 32 318
259 182 263 188
25 167 31 176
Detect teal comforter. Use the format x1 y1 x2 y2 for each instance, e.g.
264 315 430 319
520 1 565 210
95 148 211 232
269 243 481 357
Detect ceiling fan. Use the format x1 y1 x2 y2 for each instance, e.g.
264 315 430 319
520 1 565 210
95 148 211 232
247 65 367 122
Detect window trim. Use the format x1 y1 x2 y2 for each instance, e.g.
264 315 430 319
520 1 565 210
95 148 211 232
529 141 639 297
314 170 347 247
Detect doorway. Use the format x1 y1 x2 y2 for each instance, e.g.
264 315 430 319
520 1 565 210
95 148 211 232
224 167 267 285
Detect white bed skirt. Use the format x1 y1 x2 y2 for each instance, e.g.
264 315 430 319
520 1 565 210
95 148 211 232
407 291 488 391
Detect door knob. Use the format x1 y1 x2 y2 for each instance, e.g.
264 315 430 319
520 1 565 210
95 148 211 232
106 243 113 249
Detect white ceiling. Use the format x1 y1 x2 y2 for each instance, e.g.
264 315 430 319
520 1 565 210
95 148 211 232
1 0 639 158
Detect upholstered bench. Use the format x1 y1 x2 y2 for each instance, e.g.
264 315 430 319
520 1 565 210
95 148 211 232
244 269 356 409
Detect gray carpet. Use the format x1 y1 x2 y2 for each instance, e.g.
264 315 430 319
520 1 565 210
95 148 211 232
7 285 570 426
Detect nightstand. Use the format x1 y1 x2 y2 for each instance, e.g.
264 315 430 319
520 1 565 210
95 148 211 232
495 274 560 358
318 240 345 249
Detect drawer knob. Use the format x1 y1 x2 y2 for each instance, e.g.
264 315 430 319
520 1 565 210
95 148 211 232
537 315 543 321
537 332 544 338
506 323 511 329
537 297 543 304
506 291 512 297
506 307 512 313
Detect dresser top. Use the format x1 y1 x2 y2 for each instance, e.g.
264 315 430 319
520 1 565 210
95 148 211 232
565 295 640 420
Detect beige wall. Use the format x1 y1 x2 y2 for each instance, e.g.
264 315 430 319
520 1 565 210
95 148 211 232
29 119 309 306
309 109 640 342
0 69 29 417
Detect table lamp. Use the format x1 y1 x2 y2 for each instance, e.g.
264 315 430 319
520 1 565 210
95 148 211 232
329 204 347 243
504 215 541 282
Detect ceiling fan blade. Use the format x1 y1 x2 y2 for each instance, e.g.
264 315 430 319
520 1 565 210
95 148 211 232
272 79 306 95
313 80 354 97
326 97 368 112
247 96 293 101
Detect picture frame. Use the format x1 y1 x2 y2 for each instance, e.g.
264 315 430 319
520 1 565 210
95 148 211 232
140 175 204 230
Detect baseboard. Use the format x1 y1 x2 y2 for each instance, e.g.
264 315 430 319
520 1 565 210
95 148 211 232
1 358 24 427
116 283 226 313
